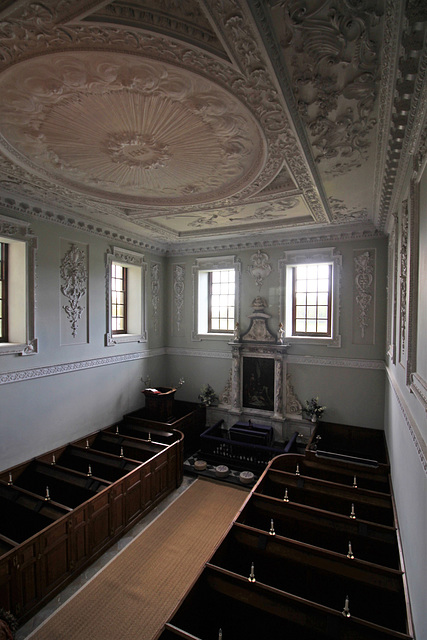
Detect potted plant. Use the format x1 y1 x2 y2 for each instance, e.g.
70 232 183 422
305 396 326 422
198 383 218 407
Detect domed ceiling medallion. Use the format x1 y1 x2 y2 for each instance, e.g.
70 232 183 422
0 51 265 207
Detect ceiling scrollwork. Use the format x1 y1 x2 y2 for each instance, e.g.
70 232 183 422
0 0 424 248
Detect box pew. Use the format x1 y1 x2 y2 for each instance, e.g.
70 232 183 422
207 524 409 635
271 453 391 494
11 461 110 509
306 423 389 468
38 445 140 482
106 422 177 446
256 471 395 526
0 483 70 545
158 563 412 640
124 400 206 455
237 493 401 570
80 431 167 462
0 421 185 624
266 467 393 512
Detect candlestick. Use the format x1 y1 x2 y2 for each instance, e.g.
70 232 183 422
248 561 256 582
8 472 12 485
353 475 357 488
120 447 124 458
85 439 89 449
347 541 354 559
87 465 92 477
283 488 289 502
45 486 50 501
116 425 119 434
269 518 275 535
295 464 300 476
342 595 351 618
51 455 56 465
148 432 152 442
349 503 356 519
218 629 223 640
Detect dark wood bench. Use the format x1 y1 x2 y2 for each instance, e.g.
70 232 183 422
271 453 391 494
256 470 395 526
0 421 184 624
237 493 401 569
208 524 409 634
39 444 140 482
157 562 412 640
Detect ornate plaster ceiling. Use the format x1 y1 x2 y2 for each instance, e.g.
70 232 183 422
0 0 426 252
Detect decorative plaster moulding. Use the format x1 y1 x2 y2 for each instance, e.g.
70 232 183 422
0 196 384 257
0 349 165 386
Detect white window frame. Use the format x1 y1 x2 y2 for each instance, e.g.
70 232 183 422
0 215 38 356
105 246 147 346
192 255 240 341
279 247 342 347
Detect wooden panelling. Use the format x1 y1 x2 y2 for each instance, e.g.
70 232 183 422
0 418 185 624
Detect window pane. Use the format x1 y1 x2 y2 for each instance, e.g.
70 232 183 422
306 279 317 292
306 265 318 279
306 319 317 332
317 320 328 333
208 269 235 333
318 264 330 278
111 262 127 334
318 278 330 292
292 263 331 337
295 319 306 332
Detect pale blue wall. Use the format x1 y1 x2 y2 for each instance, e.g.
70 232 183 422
0 213 167 470
164 238 387 429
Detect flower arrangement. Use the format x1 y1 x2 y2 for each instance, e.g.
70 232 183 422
305 396 326 421
198 383 218 407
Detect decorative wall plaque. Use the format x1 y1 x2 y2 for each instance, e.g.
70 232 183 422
60 242 88 342
241 297 276 343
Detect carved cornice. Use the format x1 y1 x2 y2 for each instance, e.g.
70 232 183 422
377 2 427 230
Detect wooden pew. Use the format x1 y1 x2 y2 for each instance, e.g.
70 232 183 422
271 453 391 494
156 443 413 640
38 445 140 482
0 419 185 624
157 563 412 640
256 471 395 526
306 422 389 468
0 483 69 544
80 431 167 462
237 494 402 570
208 524 409 634
12 460 110 509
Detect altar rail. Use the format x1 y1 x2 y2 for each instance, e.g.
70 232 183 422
200 420 298 471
